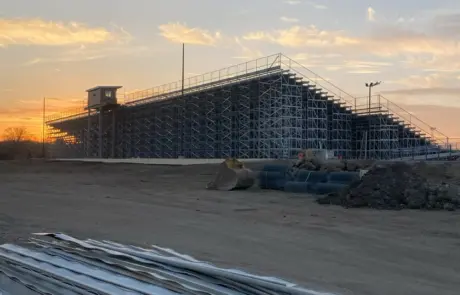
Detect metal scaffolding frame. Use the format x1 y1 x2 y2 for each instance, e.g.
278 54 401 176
367 114 399 160
304 85 327 150
45 53 451 160
237 82 251 159
327 99 352 158
353 108 399 160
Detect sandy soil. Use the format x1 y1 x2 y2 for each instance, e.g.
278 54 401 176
0 160 459 295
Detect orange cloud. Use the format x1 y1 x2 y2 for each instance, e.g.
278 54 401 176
0 98 85 140
280 16 299 23
242 16 460 72
387 73 444 88
159 22 221 45
243 25 360 47
24 44 148 66
243 24 457 57
0 18 128 47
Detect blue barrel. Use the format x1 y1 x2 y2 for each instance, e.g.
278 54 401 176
261 164 290 173
295 171 328 183
313 183 348 195
284 181 316 194
327 172 360 184
259 171 286 190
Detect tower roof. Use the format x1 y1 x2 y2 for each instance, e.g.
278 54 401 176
86 86 122 92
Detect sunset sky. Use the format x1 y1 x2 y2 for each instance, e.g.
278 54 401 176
1 0 460 143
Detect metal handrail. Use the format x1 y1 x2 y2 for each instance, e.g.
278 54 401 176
125 67 284 108
124 54 282 104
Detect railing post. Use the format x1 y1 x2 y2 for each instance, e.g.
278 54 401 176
447 137 451 155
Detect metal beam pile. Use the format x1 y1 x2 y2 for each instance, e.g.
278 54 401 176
0 233 335 295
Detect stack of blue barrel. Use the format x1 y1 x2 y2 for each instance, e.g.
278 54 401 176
259 164 360 195
258 164 291 190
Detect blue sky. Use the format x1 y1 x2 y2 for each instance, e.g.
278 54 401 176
1 0 460 140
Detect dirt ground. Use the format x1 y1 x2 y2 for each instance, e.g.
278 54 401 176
0 160 459 295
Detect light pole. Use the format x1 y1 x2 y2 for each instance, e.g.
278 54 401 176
365 81 381 114
182 43 185 97
42 97 46 158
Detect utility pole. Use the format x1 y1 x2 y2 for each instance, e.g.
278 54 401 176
180 43 185 158
365 81 381 114
42 97 46 158
182 43 185 97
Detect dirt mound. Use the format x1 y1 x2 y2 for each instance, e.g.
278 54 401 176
317 162 460 211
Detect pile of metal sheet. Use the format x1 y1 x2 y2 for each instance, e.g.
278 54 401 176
0 233 335 295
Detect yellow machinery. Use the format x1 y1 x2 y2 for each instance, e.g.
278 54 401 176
206 158 256 191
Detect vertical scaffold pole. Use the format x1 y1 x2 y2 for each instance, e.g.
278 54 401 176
112 110 116 158
99 108 103 158
180 43 185 157
87 109 91 157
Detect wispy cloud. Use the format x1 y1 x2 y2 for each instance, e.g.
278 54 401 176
283 0 327 9
159 22 221 45
342 60 391 73
320 60 391 73
0 18 129 47
243 25 359 47
242 13 460 73
280 16 299 23
284 0 301 5
397 17 415 23
432 13 460 37
24 44 148 66
345 60 392 68
348 70 380 74
382 87 460 96
291 52 341 61
306 1 327 9
389 73 444 88
232 37 263 60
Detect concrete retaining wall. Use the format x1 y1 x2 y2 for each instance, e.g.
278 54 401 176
52 158 276 166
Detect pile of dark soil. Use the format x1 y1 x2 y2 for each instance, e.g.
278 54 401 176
317 162 460 211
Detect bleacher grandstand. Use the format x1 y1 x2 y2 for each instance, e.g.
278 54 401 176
45 53 456 160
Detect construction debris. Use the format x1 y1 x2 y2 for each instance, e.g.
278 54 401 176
317 162 460 211
293 149 373 172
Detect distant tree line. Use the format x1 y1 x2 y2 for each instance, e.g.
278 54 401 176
0 127 44 160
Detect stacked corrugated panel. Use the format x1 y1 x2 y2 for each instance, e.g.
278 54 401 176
0 233 335 295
